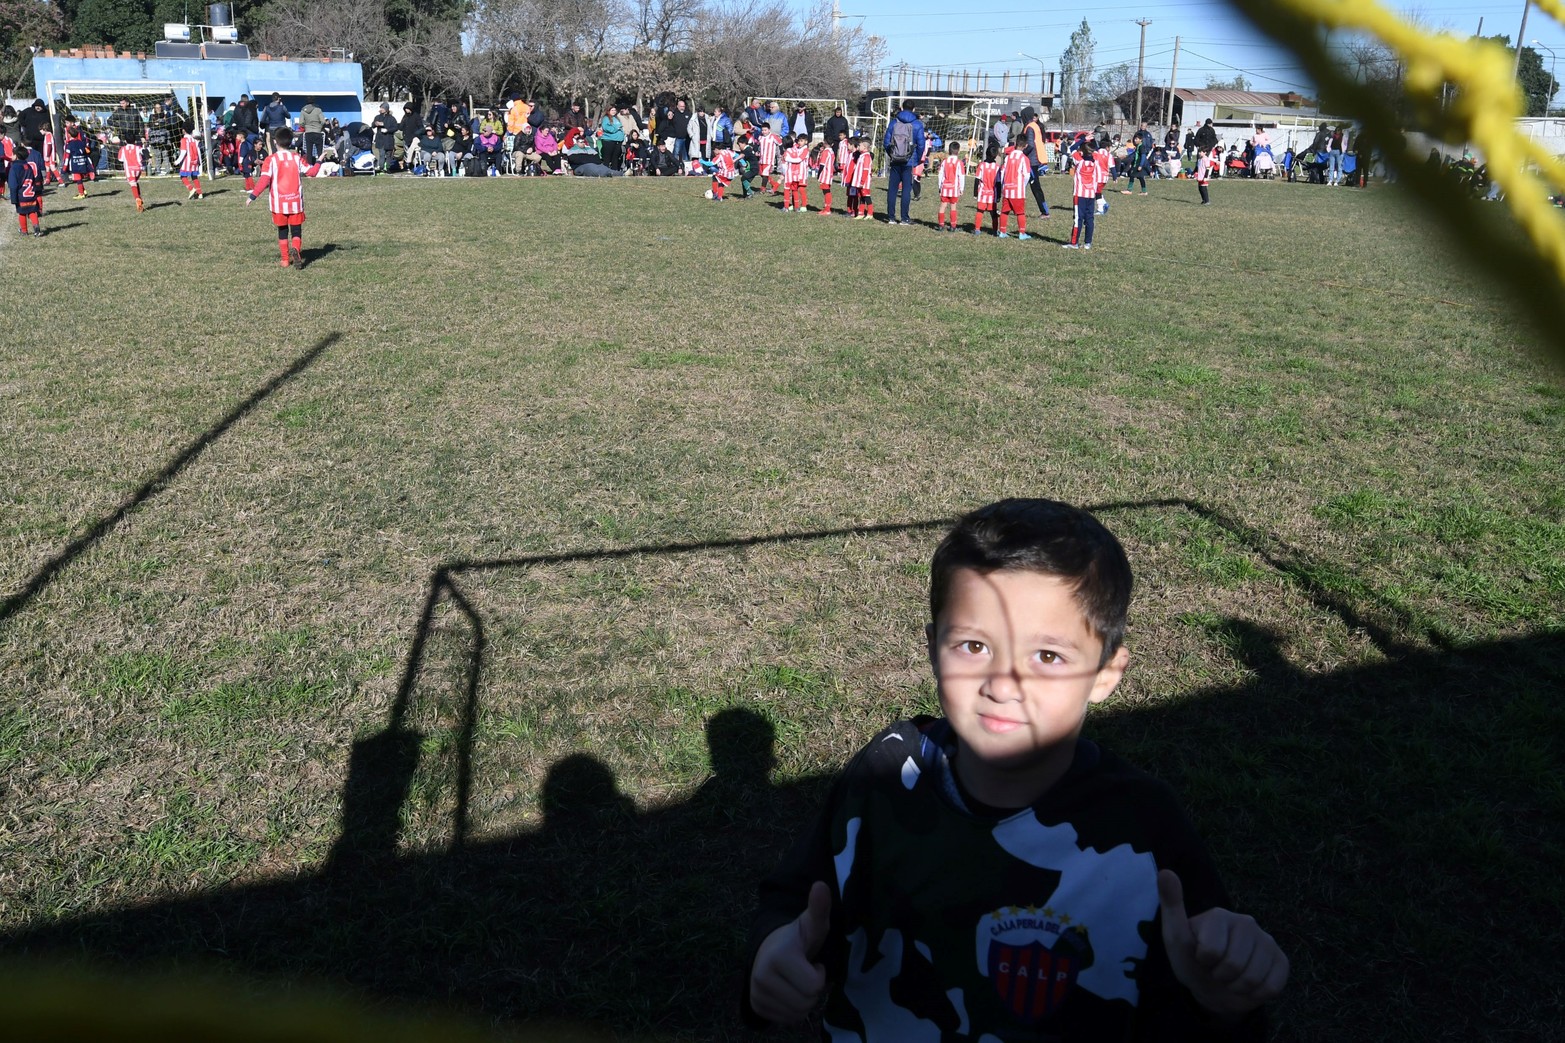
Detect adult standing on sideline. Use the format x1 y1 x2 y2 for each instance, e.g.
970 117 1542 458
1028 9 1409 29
1016 106 1051 218
597 106 626 169
565 101 588 134
790 102 814 141
662 98 691 166
823 105 849 144
370 102 398 172
1194 118 1218 158
881 99 926 225
233 94 259 140
261 92 290 152
762 101 789 138
990 114 1009 149
108 97 143 148
711 106 734 151
300 97 326 161
745 98 765 129
400 100 423 154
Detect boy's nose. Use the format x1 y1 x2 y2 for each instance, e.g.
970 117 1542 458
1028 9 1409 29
980 665 1024 701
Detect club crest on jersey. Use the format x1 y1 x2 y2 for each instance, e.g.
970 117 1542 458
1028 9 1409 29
980 905 1091 1024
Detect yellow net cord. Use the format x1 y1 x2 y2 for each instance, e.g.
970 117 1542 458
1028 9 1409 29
1230 0 1565 360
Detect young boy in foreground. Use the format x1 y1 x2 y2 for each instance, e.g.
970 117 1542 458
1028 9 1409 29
745 498 1287 1040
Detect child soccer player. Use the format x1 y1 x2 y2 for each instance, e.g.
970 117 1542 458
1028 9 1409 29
41 128 60 185
238 131 258 194
759 125 783 196
1065 140 1105 250
812 140 835 216
710 140 736 200
735 134 759 198
246 127 321 269
1196 144 1219 205
846 138 874 220
996 143 1032 239
936 141 965 231
118 136 146 212
177 128 204 199
781 133 810 212
9 138 45 237
971 142 1000 235
62 121 94 199
745 498 1290 1040
835 131 852 185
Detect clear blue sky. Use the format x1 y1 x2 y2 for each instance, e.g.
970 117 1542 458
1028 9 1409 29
815 1 1559 98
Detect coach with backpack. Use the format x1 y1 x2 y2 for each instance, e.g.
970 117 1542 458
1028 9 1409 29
882 100 926 225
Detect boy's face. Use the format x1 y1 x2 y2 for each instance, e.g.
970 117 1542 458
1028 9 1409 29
927 568 1127 798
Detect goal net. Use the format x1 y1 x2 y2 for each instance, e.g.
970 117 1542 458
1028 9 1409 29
867 95 998 172
42 79 212 177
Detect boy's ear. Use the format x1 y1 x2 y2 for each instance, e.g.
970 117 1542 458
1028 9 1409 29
925 622 938 671
1087 644 1130 705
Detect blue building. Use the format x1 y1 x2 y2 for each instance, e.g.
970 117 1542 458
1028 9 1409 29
31 52 364 126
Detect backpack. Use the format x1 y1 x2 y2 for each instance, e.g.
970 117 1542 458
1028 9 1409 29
888 118 915 162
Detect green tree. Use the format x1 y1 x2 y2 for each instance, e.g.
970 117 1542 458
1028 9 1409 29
1058 18 1094 123
1 0 67 92
68 0 187 52
1204 74 1250 91
1517 46 1558 117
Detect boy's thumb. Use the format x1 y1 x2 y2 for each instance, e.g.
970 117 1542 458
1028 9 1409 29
1157 869 1194 951
798 880 832 960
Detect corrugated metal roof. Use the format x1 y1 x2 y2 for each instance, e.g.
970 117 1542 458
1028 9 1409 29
1174 89 1297 105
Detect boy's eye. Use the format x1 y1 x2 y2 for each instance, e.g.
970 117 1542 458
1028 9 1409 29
1037 650 1062 665
960 640 987 655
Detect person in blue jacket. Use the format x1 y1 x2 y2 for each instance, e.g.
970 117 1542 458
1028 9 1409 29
881 100 926 225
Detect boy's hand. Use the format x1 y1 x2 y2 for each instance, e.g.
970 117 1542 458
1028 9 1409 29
1158 868 1288 1016
749 880 831 1024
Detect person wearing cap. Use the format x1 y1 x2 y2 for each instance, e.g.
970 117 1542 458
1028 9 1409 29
990 113 1009 149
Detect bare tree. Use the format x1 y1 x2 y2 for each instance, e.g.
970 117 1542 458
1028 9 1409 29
694 0 865 104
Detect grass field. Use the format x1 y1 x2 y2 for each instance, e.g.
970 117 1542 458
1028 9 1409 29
1 169 1562 1041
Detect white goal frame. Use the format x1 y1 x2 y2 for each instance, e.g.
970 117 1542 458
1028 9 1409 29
43 79 213 177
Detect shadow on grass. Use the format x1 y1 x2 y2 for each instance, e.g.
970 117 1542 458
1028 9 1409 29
38 221 86 235
0 333 340 627
2 502 1560 1040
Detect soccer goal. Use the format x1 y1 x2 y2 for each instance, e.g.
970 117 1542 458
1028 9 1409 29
42 79 212 177
867 95 997 170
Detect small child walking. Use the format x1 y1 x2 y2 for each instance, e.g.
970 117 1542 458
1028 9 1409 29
971 143 1000 235
8 139 45 236
238 131 257 193
935 141 966 231
1196 144 1219 205
62 121 95 199
781 133 810 211
245 127 321 269
118 137 146 212
177 129 204 200
759 126 782 195
1065 140 1105 249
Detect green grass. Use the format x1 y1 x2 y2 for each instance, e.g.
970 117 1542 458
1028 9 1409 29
0 171 1561 1041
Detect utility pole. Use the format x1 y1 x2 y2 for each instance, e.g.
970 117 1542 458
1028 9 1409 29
1166 35 1180 127
1134 18 1152 127
1514 2 1529 81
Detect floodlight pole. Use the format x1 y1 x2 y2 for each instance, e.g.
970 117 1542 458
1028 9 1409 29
1533 40 1558 112
1134 18 1151 127
1019 52 1047 103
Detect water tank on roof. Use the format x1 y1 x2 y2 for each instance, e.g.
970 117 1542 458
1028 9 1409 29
208 4 232 27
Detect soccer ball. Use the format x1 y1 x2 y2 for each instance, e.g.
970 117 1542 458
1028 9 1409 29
704 189 714 199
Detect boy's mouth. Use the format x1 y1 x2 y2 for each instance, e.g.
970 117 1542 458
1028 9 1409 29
978 714 1025 734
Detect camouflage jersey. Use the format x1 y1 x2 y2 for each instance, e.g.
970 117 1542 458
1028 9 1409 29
746 717 1263 1042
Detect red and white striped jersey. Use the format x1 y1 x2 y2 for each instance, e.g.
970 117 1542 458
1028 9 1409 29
714 149 736 179
252 148 321 214
815 147 835 184
1000 149 1031 200
974 161 999 206
177 133 201 171
782 143 809 184
938 155 966 196
1094 148 1112 178
759 132 780 173
118 143 145 177
836 138 852 176
847 151 873 191
1073 157 1104 199
42 131 55 166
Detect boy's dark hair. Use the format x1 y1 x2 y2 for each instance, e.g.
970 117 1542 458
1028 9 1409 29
929 499 1132 666
984 142 999 163
273 126 294 148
